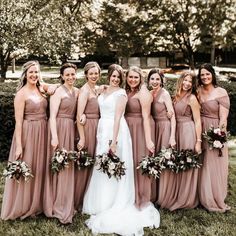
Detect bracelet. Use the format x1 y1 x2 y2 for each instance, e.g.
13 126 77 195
197 139 202 142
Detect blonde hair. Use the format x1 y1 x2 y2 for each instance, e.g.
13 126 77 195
174 71 197 102
17 60 41 91
125 66 144 92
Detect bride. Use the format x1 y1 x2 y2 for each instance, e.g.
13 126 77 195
82 64 160 235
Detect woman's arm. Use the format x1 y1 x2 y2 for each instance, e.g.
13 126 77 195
49 89 62 150
14 91 25 160
218 89 230 130
76 89 89 150
41 82 60 95
219 105 229 130
139 88 155 153
163 91 176 147
110 93 127 153
189 95 202 154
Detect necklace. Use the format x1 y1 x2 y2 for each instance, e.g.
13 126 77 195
88 83 98 97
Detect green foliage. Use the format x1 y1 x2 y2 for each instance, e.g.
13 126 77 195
85 0 236 67
0 78 236 161
0 94 15 161
0 158 235 235
0 0 93 80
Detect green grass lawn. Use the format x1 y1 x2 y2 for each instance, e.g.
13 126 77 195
0 157 235 236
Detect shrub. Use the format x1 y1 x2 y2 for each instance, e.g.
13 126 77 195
0 77 235 161
0 94 15 160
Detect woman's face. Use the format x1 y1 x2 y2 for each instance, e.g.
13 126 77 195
109 70 120 87
62 67 76 86
127 71 140 90
200 68 213 85
26 65 39 85
149 73 161 89
86 67 100 85
182 75 192 91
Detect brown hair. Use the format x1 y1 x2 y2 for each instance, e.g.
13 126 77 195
147 68 164 87
107 64 124 86
59 63 77 84
197 63 217 87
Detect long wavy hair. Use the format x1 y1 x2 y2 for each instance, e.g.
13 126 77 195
107 64 124 86
197 63 217 87
17 60 41 91
174 71 197 102
125 66 144 92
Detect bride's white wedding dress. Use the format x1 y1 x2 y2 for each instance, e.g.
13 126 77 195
83 89 160 236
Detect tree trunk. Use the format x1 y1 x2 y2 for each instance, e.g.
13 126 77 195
210 42 215 66
0 55 8 82
12 58 16 73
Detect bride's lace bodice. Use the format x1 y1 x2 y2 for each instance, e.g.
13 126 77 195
98 89 126 119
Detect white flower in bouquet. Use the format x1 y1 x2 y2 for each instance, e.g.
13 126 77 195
213 128 221 135
187 157 192 163
213 140 223 149
108 169 115 175
24 172 31 176
3 169 8 176
150 168 158 175
108 162 116 170
164 151 172 160
142 160 148 168
56 154 64 163
167 160 174 166
21 163 28 172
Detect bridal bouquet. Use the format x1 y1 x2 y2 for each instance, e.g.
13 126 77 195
202 126 229 157
96 149 126 180
173 149 202 173
74 149 95 170
51 148 76 174
137 154 165 179
3 160 33 182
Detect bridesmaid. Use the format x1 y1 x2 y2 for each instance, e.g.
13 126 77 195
43 63 79 224
147 68 176 206
169 72 202 210
125 66 155 208
1 61 48 220
198 63 230 212
74 61 101 210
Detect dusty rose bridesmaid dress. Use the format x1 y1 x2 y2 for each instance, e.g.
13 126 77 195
74 97 99 210
43 85 77 224
198 95 230 212
169 93 199 210
1 97 48 220
151 88 176 207
125 97 152 208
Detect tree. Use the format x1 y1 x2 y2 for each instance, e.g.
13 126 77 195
79 2 151 57
136 0 235 67
196 0 236 65
84 0 236 68
0 0 92 81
